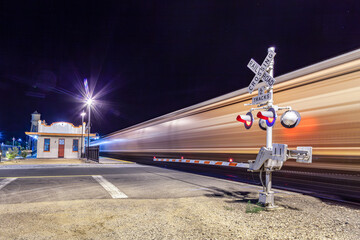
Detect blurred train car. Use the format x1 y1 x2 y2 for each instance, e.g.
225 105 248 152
93 49 360 166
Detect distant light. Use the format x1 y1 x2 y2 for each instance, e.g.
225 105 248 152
153 156 156 160
80 111 86 117
84 78 90 97
229 158 233 162
181 156 184 159
18 138 22 142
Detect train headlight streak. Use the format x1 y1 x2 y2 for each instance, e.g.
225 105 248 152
236 112 253 129
280 110 301 128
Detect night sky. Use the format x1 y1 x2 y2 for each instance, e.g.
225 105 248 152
1 1 360 141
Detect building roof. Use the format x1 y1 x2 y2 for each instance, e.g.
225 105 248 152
25 132 96 137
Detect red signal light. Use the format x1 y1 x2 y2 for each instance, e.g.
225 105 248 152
181 156 184 159
236 115 250 123
257 108 277 127
257 111 273 120
229 158 233 162
236 112 253 129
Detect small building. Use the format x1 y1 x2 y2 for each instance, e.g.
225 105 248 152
26 120 95 159
28 111 41 152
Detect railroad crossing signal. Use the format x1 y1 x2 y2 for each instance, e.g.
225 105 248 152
236 47 312 209
247 50 276 93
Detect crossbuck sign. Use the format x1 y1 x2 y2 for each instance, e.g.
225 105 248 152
247 50 276 94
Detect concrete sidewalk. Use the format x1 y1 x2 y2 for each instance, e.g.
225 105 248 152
0 158 87 165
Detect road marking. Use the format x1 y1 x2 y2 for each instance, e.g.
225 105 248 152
92 175 128 199
100 157 133 163
0 178 17 190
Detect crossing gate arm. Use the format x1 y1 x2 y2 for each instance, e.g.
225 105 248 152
153 158 250 168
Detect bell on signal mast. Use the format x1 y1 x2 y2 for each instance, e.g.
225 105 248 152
236 112 253 129
280 110 301 128
257 107 277 127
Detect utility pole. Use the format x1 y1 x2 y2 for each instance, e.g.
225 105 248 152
87 103 91 161
80 111 86 158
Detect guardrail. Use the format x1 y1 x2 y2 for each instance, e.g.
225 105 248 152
86 146 100 162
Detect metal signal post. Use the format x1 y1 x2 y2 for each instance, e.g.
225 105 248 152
237 47 312 209
264 47 275 207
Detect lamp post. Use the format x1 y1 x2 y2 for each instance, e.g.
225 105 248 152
86 98 93 161
80 111 86 158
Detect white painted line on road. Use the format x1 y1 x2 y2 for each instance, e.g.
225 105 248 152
92 175 128 199
0 175 94 179
0 178 17 191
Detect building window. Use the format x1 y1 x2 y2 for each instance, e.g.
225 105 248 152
44 138 50 152
73 139 79 152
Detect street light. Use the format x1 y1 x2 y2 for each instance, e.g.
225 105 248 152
80 111 86 158
86 98 93 106
86 97 93 161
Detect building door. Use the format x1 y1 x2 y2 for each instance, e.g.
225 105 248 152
58 139 65 158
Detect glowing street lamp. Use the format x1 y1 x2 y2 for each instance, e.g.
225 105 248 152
86 98 93 106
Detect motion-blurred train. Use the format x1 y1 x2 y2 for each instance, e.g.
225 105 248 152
93 49 360 165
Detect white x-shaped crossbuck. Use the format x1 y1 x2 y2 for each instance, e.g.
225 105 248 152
247 50 276 93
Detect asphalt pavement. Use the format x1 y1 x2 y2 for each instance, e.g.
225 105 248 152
0 163 282 204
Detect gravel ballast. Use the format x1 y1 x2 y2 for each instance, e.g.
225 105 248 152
0 193 359 240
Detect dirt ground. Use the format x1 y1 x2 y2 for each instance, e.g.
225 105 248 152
0 194 359 240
